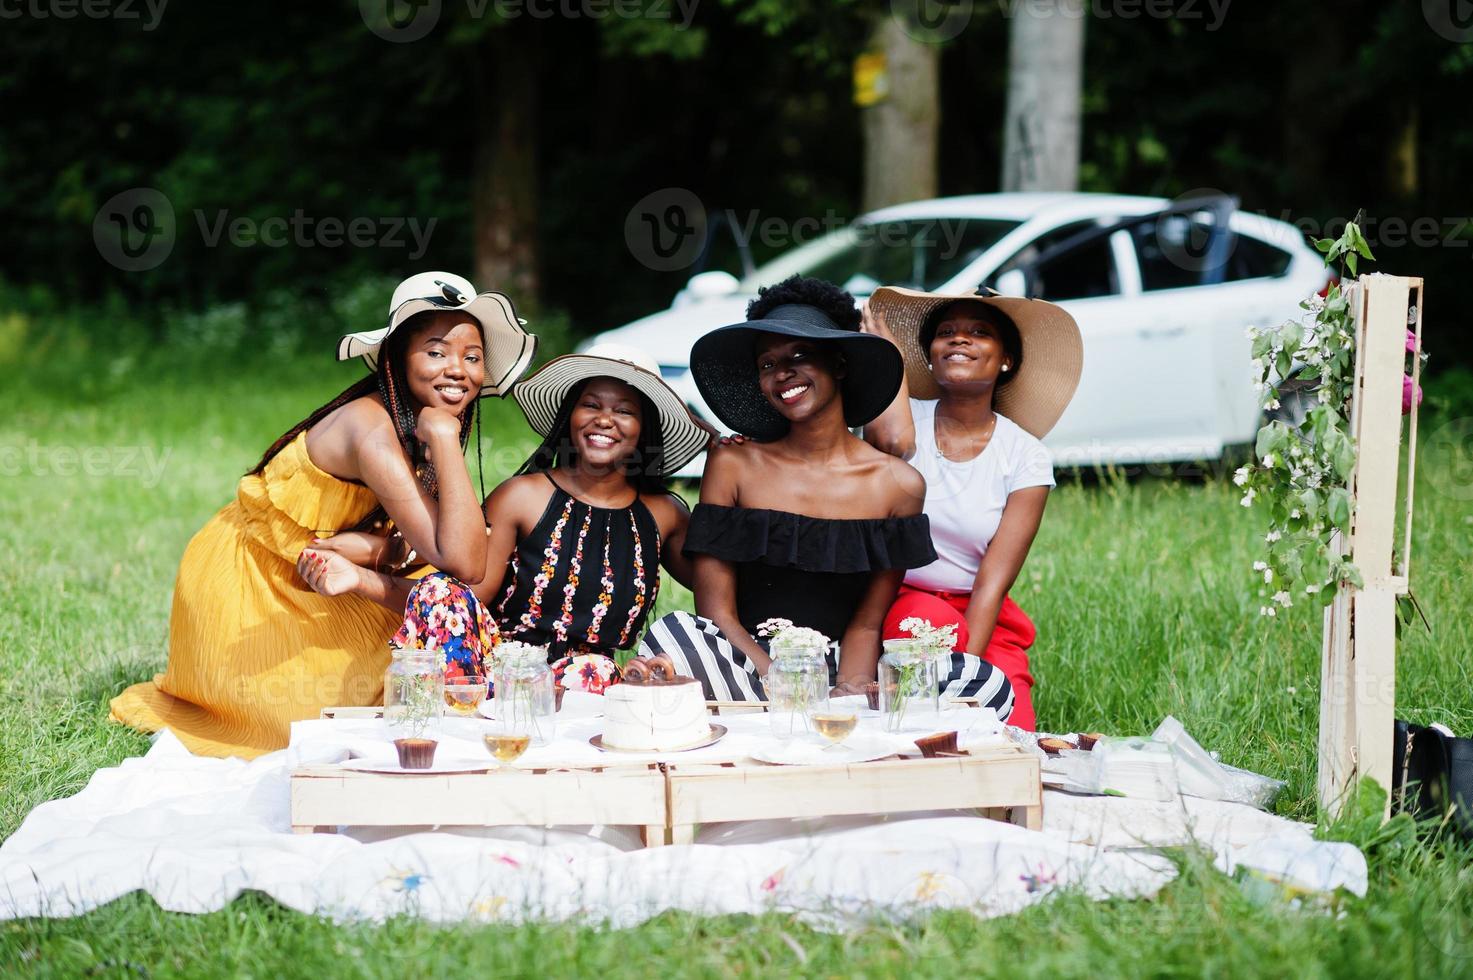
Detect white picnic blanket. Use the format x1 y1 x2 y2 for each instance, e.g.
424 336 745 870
0 709 1365 927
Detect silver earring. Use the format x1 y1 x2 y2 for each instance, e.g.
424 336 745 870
1001 364 1010 372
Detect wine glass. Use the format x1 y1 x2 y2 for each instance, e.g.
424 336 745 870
483 730 530 766
483 684 536 768
444 673 489 717
809 694 858 751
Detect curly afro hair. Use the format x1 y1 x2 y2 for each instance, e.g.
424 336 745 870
745 275 861 332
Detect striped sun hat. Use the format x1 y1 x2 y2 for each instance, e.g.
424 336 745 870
336 271 538 397
512 343 713 476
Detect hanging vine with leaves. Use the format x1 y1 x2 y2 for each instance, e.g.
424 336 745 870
1237 216 1427 627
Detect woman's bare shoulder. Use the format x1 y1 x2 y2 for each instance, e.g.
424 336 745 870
304 395 394 477
857 440 926 514
484 472 556 521
641 488 692 537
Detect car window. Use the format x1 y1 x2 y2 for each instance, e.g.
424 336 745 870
1031 231 1119 301
1131 217 1293 291
982 220 1120 301
1130 215 1216 291
1224 234 1292 281
987 220 1100 283
738 218 1021 295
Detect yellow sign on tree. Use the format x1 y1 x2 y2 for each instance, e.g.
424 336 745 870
853 51 889 108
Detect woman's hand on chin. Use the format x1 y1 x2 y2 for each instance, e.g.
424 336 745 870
414 405 462 448
297 547 364 597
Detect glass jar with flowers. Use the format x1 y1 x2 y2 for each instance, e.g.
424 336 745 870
879 628 942 733
491 641 556 747
757 618 832 740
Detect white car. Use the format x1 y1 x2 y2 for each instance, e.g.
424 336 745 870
584 192 1329 477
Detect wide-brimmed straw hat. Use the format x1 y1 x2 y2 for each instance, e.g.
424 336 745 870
690 304 904 441
337 271 538 397
867 286 1084 439
512 343 713 476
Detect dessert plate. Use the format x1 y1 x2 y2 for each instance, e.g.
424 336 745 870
338 757 496 775
589 724 728 753
749 735 900 766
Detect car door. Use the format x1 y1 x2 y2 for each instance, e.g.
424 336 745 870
1118 211 1303 456
984 220 1218 465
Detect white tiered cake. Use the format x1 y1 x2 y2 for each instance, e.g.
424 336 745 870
602 659 711 751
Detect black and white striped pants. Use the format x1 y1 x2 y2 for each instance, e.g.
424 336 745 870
637 611 1014 721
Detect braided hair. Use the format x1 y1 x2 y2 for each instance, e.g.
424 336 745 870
249 311 483 531
514 379 667 495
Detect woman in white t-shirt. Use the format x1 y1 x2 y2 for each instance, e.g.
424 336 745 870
861 287 1082 731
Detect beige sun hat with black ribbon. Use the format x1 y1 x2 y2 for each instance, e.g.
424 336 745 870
512 343 713 476
867 286 1085 439
337 271 538 397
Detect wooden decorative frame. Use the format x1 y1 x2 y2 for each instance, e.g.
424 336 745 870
1318 274 1422 817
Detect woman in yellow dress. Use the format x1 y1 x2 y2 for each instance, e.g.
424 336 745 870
110 272 537 758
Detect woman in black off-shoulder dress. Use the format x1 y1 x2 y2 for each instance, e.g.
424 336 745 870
638 276 1014 719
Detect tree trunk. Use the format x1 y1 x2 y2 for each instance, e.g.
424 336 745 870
1001 0 1084 192
471 25 540 308
860 15 939 212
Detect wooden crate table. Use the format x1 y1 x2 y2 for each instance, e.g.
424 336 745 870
663 742 1042 845
290 761 671 846
295 706 1043 846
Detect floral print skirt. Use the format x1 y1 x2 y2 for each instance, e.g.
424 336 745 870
394 573 624 692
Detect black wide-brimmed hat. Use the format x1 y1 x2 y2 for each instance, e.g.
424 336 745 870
690 303 904 441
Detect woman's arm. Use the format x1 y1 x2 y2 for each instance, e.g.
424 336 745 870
692 554 774 675
834 568 905 691
649 492 695 589
461 476 539 599
313 401 488 581
298 474 542 614
831 456 925 690
297 548 416 613
685 444 771 671
962 486 1049 658
303 531 389 569
859 301 916 460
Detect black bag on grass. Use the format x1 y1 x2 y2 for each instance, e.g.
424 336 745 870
1392 720 1473 842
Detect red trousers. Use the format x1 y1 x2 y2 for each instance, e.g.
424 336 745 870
882 585 1038 731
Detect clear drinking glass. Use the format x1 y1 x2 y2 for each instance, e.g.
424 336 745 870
808 693 858 750
444 672 489 718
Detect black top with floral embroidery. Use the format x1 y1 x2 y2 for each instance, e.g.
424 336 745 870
494 475 661 658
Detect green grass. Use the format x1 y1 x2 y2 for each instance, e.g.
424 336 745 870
2 311 1472 977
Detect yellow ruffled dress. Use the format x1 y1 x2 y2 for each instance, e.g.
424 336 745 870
110 432 402 758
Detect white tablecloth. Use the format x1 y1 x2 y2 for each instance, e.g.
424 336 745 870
0 708 1365 927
